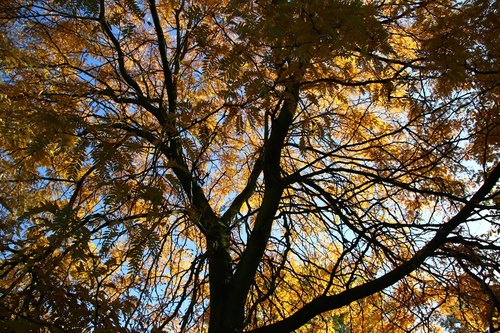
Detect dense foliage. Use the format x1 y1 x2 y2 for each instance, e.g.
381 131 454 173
0 0 498 332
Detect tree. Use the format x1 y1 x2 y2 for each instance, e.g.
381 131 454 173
0 0 498 332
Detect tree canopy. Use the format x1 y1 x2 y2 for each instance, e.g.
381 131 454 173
0 0 498 332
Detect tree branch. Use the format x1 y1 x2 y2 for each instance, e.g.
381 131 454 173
223 81 302 330
248 163 500 333
221 152 264 226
